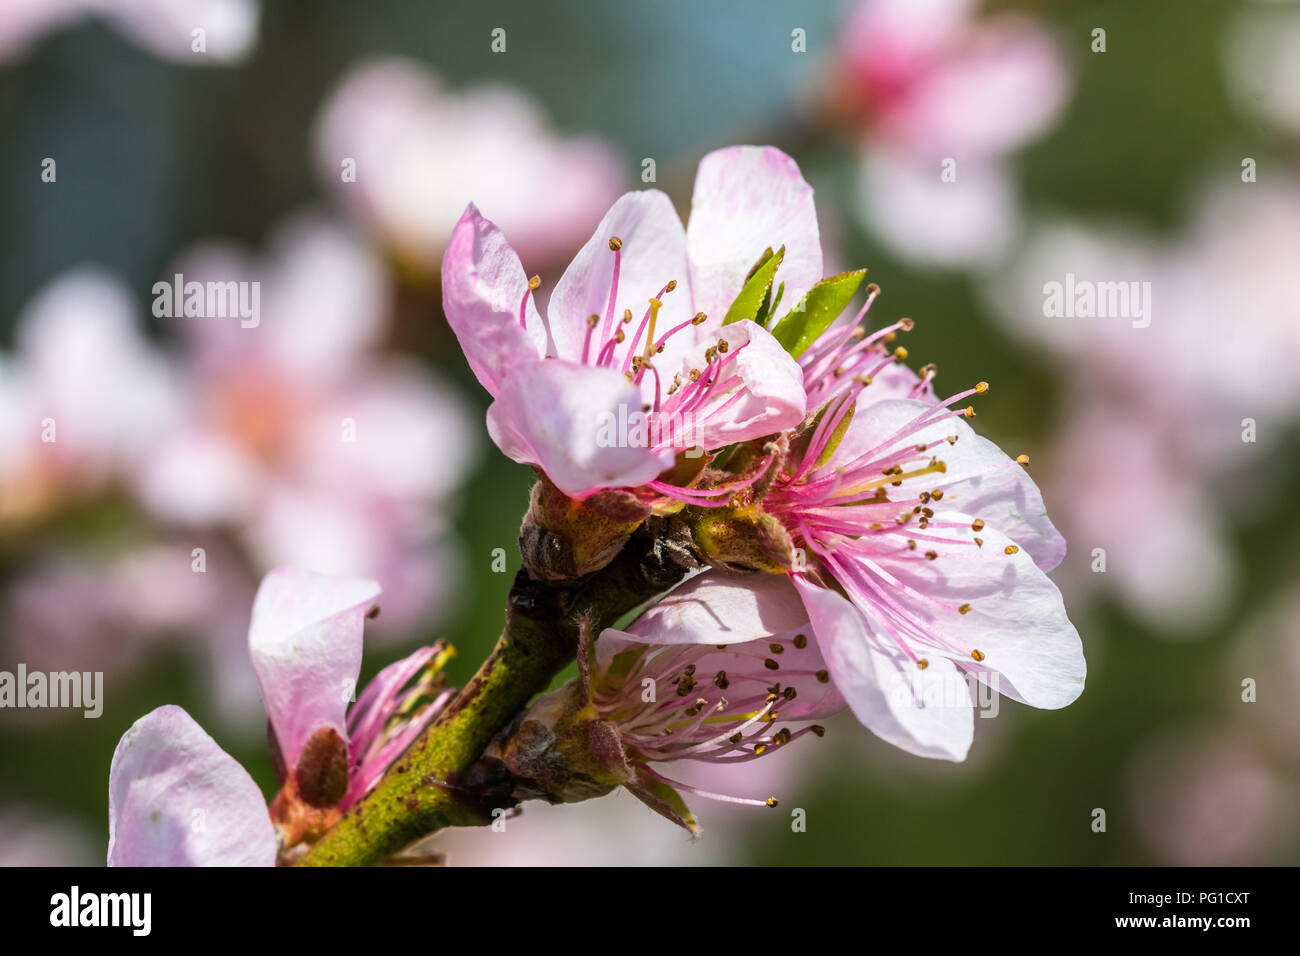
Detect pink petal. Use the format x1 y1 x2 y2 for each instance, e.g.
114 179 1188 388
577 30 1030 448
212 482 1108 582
547 190 690 366
258 214 390 384
247 568 381 770
836 397 1066 571
686 146 822 326
893 14 1070 159
680 320 806 448
0 0 81 62
616 569 809 646
133 426 261 526
102 0 260 64
857 148 1017 268
794 578 973 761
16 268 181 474
484 357 674 497
107 705 276 866
313 56 623 269
875 510 1085 710
299 360 479 503
440 204 548 394
601 624 845 722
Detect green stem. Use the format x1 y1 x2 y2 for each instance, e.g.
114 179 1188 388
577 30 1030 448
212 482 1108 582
296 526 690 866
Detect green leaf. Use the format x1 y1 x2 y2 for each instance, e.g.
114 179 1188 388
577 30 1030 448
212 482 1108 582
770 269 868 357
815 403 855 469
723 246 785 325
786 400 855 470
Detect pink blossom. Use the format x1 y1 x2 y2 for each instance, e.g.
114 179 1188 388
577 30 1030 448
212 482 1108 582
133 212 478 636
0 269 179 525
314 56 624 275
1128 726 1298 866
107 569 454 865
495 591 843 833
987 180 1300 629
635 304 1084 761
835 0 1070 266
441 145 816 498
1045 402 1234 633
0 0 259 63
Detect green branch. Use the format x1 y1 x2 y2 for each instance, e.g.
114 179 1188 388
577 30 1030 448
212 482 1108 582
296 525 692 866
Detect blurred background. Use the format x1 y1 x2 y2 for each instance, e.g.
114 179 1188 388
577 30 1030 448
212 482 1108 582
2 0 1298 866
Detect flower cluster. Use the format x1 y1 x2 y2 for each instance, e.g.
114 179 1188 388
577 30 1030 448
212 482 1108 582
106 143 1086 857
107 569 454 865
449 145 1085 828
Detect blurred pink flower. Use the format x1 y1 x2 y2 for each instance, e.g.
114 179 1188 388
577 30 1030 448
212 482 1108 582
1045 403 1234 634
133 212 478 636
314 55 625 275
1128 725 1298 866
1 538 252 705
987 180 1300 629
0 269 179 524
107 569 454 866
431 794 711 867
0 807 98 866
835 0 1070 267
0 0 259 63
441 145 814 497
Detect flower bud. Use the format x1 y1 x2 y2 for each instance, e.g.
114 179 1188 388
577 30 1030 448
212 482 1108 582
519 476 651 581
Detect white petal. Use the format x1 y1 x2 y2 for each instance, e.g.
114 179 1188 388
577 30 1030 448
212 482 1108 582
107 706 275 866
795 578 973 760
686 146 823 325
247 568 380 769
876 510 1085 709
548 190 690 366
834 397 1066 571
617 569 809 646
485 357 673 497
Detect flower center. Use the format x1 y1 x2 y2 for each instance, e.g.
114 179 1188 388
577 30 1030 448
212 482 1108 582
594 638 828 808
